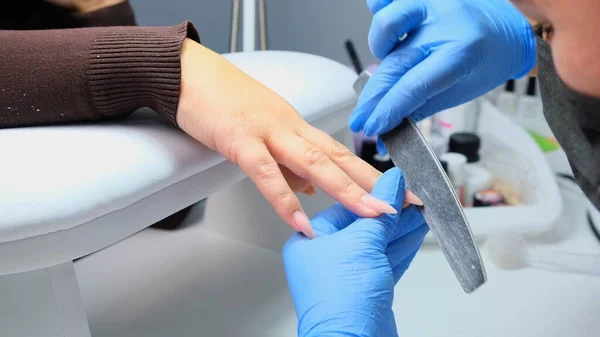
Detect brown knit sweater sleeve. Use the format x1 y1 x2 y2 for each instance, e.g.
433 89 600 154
0 21 200 128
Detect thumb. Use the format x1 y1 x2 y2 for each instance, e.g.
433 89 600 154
370 167 406 212
349 168 407 245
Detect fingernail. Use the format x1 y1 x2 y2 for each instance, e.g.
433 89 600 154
405 190 424 206
361 194 397 214
293 210 315 239
302 185 317 196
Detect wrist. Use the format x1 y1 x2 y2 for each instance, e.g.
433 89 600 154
176 38 228 141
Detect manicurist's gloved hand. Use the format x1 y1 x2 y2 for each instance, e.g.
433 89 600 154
350 0 537 137
283 168 429 337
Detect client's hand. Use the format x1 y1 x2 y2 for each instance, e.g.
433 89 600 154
283 168 429 337
176 39 400 238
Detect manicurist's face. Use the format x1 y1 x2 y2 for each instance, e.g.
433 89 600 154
511 0 600 98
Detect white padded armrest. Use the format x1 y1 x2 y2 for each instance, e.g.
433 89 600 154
0 51 358 274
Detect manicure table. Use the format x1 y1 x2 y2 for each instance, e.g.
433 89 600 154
73 151 600 337
0 51 358 337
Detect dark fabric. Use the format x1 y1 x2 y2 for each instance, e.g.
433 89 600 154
536 37 600 210
0 21 199 128
0 2 200 229
0 1 136 30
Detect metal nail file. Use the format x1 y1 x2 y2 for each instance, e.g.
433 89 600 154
353 71 486 293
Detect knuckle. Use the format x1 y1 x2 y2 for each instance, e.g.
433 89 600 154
226 134 247 164
255 157 280 181
304 147 329 167
342 179 356 196
275 191 298 210
329 139 354 162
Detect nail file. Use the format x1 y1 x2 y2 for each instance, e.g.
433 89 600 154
353 71 486 293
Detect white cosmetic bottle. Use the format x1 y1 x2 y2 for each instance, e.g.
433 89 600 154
439 152 468 205
517 77 542 119
448 132 492 207
434 99 480 143
496 79 519 117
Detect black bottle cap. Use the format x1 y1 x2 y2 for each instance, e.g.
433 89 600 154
505 79 515 93
373 155 395 173
526 77 537 96
448 132 481 163
359 140 377 164
440 159 448 174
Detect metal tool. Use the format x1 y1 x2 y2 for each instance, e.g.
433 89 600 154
230 0 268 52
230 0 241 53
353 71 486 293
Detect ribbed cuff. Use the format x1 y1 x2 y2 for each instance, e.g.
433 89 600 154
89 21 200 124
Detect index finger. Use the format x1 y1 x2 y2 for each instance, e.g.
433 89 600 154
235 139 316 238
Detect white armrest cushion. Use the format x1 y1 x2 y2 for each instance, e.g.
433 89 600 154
0 51 357 257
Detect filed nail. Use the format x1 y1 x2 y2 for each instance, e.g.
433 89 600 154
361 194 398 214
302 185 317 196
405 190 424 206
292 210 315 239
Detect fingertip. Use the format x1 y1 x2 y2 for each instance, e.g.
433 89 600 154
370 167 406 207
292 210 316 239
376 137 388 155
363 113 388 137
348 109 366 132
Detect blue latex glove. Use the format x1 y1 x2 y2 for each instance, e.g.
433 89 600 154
283 168 429 337
349 0 537 137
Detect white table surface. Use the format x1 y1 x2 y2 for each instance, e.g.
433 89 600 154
75 154 600 337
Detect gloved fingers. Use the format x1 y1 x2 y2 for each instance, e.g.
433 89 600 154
366 0 392 14
363 48 473 136
368 0 428 59
384 206 427 241
369 167 406 215
376 137 388 156
318 168 403 237
386 223 428 264
311 203 358 235
349 47 428 133
349 168 425 245
392 248 419 283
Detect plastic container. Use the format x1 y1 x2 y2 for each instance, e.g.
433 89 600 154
424 99 563 243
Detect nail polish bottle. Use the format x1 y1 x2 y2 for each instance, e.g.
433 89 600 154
496 79 519 117
517 77 542 119
434 100 480 145
448 132 492 206
360 140 394 173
